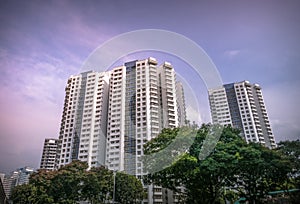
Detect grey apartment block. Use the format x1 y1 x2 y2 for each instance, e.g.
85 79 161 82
3 167 34 198
176 81 187 127
40 138 58 171
208 80 276 148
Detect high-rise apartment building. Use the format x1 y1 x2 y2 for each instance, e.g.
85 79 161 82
17 167 34 186
40 138 58 170
55 57 186 204
3 167 34 198
3 171 18 198
105 58 183 204
56 71 110 169
208 80 276 148
105 59 179 172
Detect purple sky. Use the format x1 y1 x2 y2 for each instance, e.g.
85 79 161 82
0 0 299 173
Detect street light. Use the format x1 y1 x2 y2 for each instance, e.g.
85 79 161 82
112 170 116 204
106 161 116 204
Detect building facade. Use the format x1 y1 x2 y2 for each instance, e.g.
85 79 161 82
40 138 58 171
105 58 183 203
56 71 110 169
3 172 17 199
208 80 276 148
2 167 34 198
17 167 34 186
55 58 186 203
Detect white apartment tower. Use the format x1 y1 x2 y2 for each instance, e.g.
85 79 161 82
158 62 179 129
40 138 58 171
56 71 110 169
106 58 184 204
105 58 180 173
208 81 276 148
56 58 186 203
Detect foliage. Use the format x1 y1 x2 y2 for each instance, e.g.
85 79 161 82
10 184 37 204
276 140 300 203
50 160 88 203
10 127 298 204
27 169 55 203
235 143 293 204
277 140 300 177
143 124 295 204
115 172 145 204
143 127 197 174
10 160 144 204
81 166 113 204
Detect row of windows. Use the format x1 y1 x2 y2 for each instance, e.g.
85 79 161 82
136 62 146 67
112 76 122 81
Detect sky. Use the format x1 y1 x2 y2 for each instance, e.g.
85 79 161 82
0 0 299 173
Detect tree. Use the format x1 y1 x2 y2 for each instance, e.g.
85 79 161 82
185 125 247 203
276 140 300 203
28 169 55 203
12 160 144 204
235 143 292 204
277 140 300 178
143 124 294 204
143 127 196 175
115 172 145 204
81 166 113 204
81 165 144 204
144 124 247 203
49 160 88 203
10 184 36 204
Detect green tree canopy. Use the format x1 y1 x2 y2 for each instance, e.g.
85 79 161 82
10 184 37 204
235 143 293 204
81 166 113 204
276 140 300 176
10 160 144 204
115 172 145 204
276 140 300 203
143 124 294 204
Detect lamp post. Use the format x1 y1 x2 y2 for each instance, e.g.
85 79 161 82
112 170 116 203
106 160 116 204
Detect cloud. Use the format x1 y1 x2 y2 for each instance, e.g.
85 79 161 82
224 49 241 58
177 74 208 126
0 48 80 173
186 104 202 125
271 120 300 141
262 81 300 142
0 2 118 173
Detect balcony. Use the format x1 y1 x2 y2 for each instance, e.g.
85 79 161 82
167 97 174 102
